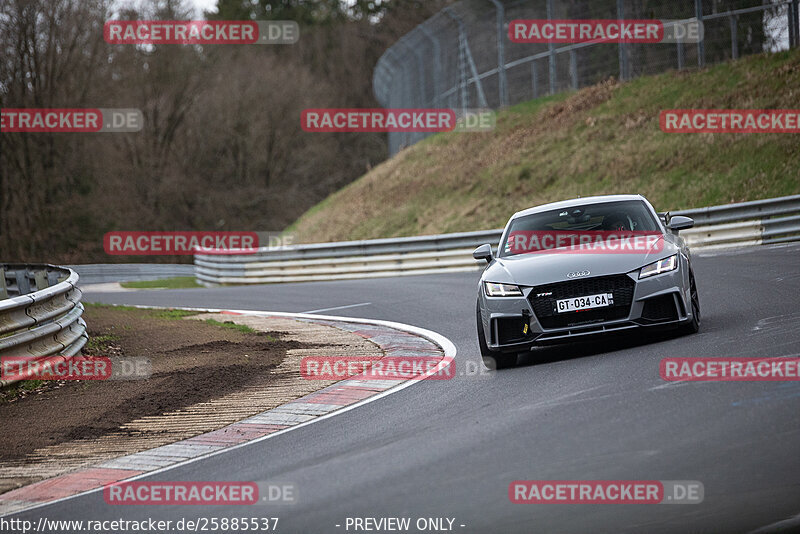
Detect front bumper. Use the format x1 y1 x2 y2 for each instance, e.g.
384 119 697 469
478 263 694 352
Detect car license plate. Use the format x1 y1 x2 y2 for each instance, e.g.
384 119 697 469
556 293 613 313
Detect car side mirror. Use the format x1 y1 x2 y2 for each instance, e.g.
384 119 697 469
667 216 694 231
472 244 493 263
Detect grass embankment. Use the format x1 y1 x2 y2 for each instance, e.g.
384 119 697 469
289 49 800 242
120 277 201 289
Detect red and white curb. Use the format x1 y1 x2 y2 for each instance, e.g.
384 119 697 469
0 308 456 517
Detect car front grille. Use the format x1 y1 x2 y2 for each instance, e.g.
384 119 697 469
528 274 635 329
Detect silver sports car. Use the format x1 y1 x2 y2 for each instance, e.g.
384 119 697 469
474 194 700 369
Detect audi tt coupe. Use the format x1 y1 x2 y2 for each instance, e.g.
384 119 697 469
474 194 700 369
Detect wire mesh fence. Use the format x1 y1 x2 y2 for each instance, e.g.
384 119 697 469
373 0 800 154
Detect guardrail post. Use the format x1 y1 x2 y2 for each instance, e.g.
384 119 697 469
15 269 31 294
34 270 48 291
0 269 7 299
547 0 557 94
489 0 509 107
695 0 705 67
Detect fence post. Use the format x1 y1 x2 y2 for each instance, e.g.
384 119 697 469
396 38 426 108
616 0 629 80
790 0 800 48
570 49 578 89
489 0 508 107
444 7 469 112
531 60 539 99
444 7 488 110
404 60 416 144
695 0 705 67
411 47 427 145
419 25 443 108
412 49 427 107
385 68 397 154
389 48 413 148
547 0 556 94
729 15 738 60
385 49 408 149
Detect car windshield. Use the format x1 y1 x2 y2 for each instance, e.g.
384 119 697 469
500 200 660 257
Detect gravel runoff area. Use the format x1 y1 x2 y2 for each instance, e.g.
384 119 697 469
0 305 382 495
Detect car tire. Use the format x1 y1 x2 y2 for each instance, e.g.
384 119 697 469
477 299 517 369
680 270 700 335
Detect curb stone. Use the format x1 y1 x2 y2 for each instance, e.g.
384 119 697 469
0 312 448 516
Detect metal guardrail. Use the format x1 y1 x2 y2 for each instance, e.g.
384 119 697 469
0 264 88 387
68 263 195 285
672 194 800 250
194 195 800 285
194 229 501 285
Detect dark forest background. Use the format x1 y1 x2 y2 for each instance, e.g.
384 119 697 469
0 0 449 262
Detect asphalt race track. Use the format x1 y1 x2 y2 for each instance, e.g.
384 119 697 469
11 243 800 533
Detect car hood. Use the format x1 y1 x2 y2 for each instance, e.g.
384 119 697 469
482 236 679 287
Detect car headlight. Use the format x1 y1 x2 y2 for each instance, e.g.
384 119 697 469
484 282 523 297
639 254 677 279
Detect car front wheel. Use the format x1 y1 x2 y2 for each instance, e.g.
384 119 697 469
680 270 700 335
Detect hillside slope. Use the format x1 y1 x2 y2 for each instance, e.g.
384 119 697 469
289 49 800 243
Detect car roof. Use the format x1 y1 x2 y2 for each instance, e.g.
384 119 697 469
510 194 648 220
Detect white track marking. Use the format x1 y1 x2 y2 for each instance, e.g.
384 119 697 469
2 305 456 517
301 302 372 313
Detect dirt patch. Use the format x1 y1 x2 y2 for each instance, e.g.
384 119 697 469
0 306 295 459
540 77 620 125
0 306 382 494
